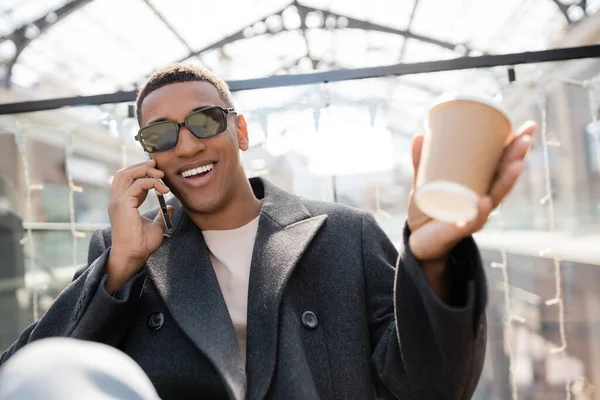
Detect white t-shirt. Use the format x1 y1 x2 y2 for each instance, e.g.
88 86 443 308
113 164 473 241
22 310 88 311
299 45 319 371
201 215 260 364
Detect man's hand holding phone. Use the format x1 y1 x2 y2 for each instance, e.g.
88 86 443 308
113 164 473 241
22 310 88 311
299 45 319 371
105 159 174 293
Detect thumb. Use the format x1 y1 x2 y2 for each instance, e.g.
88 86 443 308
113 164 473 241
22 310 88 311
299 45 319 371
411 133 425 177
408 196 494 260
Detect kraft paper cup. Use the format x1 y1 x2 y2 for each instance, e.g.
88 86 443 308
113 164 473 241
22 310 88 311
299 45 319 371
414 92 512 224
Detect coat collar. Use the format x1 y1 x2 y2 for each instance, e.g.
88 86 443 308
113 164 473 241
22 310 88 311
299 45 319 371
147 177 327 400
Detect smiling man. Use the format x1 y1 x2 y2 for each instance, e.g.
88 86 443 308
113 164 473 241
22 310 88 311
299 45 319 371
1 64 535 400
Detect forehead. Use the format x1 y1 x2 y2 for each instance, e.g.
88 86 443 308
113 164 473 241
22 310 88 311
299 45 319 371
140 81 226 126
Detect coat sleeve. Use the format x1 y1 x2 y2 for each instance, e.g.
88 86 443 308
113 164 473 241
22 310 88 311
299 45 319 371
0 229 146 365
362 212 488 400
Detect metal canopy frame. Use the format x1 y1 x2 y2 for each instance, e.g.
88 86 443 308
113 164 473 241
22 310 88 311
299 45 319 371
550 0 590 24
0 0 93 87
171 0 473 67
1 44 599 115
140 0 194 54
0 0 593 88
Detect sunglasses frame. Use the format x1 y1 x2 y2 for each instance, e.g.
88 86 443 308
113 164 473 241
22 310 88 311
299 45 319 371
135 106 237 153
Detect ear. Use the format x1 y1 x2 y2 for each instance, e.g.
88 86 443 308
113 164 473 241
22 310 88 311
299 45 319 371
237 114 249 151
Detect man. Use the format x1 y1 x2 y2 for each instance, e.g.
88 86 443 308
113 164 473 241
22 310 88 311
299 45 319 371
0 64 535 399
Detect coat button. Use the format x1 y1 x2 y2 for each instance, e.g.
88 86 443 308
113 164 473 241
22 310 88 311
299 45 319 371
301 311 318 329
148 312 165 330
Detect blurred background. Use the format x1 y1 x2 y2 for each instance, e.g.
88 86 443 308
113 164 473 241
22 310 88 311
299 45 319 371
0 0 599 399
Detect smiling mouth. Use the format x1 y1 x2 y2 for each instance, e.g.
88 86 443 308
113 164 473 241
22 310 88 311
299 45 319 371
180 162 215 179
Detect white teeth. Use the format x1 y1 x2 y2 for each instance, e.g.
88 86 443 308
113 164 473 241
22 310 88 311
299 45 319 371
181 163 214 178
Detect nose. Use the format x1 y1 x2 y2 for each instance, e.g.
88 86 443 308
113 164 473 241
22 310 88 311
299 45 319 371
174 126 206 158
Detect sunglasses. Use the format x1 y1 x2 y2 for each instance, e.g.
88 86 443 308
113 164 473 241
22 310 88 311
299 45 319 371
135 106 237 153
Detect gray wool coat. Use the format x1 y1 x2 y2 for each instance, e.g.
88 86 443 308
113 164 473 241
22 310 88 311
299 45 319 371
1 177 487 400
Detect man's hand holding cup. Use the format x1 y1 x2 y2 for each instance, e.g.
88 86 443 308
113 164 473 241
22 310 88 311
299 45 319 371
406 93 537 279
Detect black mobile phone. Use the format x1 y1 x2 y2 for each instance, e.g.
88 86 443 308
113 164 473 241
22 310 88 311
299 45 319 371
145 153 173 230
156 189 173 230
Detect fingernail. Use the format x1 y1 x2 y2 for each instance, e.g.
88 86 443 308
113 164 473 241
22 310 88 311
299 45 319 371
521 135 533 143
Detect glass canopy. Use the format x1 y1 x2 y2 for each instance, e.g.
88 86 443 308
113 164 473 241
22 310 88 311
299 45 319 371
1 0 597 95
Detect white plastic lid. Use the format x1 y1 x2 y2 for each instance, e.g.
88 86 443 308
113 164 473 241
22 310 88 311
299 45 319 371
428 91 513 132
414 181 479 223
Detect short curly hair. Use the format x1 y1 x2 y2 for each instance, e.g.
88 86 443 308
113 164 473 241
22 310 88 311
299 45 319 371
136 64 234 124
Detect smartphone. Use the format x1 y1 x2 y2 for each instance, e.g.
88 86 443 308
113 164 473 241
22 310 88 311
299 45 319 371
145 152 173 230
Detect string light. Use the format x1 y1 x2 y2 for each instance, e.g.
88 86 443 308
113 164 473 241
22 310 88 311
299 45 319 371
537 93 567 352
559 75 600 399
491 208 524 400
561 77 599 176
537 92 574 400
64 130 86 268
11 122 44 320
585 80 599 176
313 82 331 133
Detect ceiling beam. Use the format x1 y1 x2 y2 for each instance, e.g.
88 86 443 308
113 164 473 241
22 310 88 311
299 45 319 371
1 0 94 87
1 0 93 45
11 41 594 115
173 5 290 63
140 0 194 54
174 1 472 67
294 2 466 53
273 54 440 97
398 0 421 60
549 0 588 24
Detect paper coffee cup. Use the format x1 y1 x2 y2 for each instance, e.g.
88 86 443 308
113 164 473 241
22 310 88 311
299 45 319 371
414 92 512 223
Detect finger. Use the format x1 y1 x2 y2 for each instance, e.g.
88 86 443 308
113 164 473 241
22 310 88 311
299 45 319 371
116 159 155 175
411 133 425 188
116 160 164 182
123 178 170 203
489 161 524 208
497 120 536 166
509 120 538 144
411 133 424 174
496 135 532 176
462 195 494 234
112 161 164 196
409 196 494 260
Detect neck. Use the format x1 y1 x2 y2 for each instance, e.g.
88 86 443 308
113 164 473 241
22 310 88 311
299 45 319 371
187 177 262 231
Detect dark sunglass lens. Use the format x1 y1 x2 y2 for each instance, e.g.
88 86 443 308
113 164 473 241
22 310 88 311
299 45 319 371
140 122 178 152
187 108 226 138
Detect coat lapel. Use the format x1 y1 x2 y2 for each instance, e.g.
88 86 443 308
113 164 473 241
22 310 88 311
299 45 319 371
146 204 246 400
245 178 328 400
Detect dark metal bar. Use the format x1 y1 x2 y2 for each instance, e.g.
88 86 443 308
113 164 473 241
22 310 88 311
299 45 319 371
1 0 94 88
508 67 517 82
0 91 136 115
398 0 422 60
176 2 467 65
229 44 600 90
174 5 284 64
141 0 194 54
294 3 464 52
549 0 572 23
0 0 93 44
549 0 590 24
1 44 599 115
